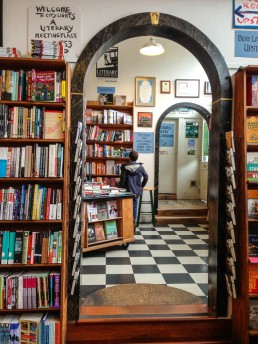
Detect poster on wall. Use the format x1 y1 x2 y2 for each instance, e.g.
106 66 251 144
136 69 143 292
187 139 196 155
233 0 258 28
159 123 174 147
134 132 154 154
96 47 118 78
27 5 81 61
186 122 199 138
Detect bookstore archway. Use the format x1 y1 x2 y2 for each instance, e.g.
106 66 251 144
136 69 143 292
69 12 232 321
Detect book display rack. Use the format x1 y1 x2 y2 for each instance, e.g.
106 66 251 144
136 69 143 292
232 66 258 343
85 100 134 187
0 57 70 344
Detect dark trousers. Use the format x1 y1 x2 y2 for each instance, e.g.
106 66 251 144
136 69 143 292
133 196 139 223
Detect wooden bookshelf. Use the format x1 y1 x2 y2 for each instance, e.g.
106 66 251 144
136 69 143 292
85 100 134 186
232 66 258 344
0 57 70 344
82 195 134 252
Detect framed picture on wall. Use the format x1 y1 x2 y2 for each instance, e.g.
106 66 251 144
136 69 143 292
137 112 153 127
175 79 200 98
135 76 156 106
160 80 171 94
204 81 212 94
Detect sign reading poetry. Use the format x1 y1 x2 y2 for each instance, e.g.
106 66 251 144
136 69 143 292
28 5 81 61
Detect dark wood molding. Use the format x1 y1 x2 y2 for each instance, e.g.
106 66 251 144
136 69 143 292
0 0 2 46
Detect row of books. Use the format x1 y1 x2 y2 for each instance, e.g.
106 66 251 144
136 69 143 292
247 152 258 182
87 144 131 158
88 220 118 244
30 39 64 60
0 270 60 310
87 199 118 222
0 143 64 178
0 68 66 102
0 312 60 344
0 230 62 265
86 125 132 142
85 108 132 125
85 161 122 176
0 185 62 220
0 105 65 139
248 75 258 107
85 176 120 187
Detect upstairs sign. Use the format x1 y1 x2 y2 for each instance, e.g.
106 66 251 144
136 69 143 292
234 0 258 28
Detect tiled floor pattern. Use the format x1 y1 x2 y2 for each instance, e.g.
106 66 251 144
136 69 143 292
80 223 209 304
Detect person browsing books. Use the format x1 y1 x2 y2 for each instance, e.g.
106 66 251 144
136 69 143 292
119 150 148 225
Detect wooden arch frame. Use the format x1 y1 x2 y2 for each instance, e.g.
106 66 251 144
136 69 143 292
68 12 232 323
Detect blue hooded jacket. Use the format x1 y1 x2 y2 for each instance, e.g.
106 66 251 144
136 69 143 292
120 161 148 197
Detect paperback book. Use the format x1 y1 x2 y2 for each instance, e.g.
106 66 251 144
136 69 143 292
104 220 118 239
96 201 108 220
106 200 118 219
94 222 105 241
87 223 96 244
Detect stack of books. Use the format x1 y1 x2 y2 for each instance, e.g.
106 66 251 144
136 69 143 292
30 40 64 60
0 47 20 58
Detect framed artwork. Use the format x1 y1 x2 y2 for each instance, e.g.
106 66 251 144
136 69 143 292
137 112 153 127
204 81 212 94
135 76 156 106
175 79 200 98
160 80 171 94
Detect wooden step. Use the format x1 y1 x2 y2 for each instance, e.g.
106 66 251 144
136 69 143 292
155 215 208 224
157 208 208 216
158 193 177 200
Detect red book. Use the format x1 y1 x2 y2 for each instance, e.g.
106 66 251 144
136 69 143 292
45 187 52 220
27 233 32 264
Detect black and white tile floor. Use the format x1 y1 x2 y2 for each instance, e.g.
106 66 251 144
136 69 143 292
80 223 209 304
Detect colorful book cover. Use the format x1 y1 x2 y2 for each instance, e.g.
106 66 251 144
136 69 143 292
94 222 105 241
7 231 16 264
104 220 118 239
246 116 258 143
106 200 118 219
43 109 64 139
31 70 55 102
96 201 108 220
87 201 98 222
249 233 258 263
1 231 9 264
87 223 96 243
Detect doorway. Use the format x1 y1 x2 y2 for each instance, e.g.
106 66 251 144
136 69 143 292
68 12 232 333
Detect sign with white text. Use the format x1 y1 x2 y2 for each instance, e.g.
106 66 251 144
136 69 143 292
159 123 174 147
28 5 81 61
234 0 258 28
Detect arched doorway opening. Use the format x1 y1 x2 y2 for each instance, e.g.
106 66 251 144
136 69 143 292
68 12 232 321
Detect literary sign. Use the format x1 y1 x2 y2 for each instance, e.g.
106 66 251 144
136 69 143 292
27 5 81 61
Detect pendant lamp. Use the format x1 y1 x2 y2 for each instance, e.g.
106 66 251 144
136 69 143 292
140 37 164 56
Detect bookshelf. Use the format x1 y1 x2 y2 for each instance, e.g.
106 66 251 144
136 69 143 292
82 195 135 252
0 57 70 344
232 66 258 344
85 100 134 186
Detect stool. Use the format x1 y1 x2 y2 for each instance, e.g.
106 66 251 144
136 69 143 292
136 187 155 226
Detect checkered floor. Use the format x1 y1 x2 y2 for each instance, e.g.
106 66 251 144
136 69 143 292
80 223 209 304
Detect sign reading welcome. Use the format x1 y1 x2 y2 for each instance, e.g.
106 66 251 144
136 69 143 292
28 5 81 61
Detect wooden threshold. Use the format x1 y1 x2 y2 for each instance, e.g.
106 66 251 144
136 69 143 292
79 303 209 320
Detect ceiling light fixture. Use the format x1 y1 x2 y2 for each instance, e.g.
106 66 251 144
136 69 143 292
140 37 164 56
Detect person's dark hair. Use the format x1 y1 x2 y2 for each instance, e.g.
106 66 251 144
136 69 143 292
129 150 138 161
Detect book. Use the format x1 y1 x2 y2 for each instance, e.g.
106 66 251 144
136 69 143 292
249 299 258 329
247 116 258 143
87 201 98 222
19 312 44 343
94 222 105 241
96 201 108 220
248 190 258 218
99 93 113 105
31 70 55 101
43 109 64 139
104 220 118 239
87 223 96 243
106 199 118 218
249 233 258 263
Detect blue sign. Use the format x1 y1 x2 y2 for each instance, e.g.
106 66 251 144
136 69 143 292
235 30 258 57
134 132 154 154
97 86 115 94
159 123 174 147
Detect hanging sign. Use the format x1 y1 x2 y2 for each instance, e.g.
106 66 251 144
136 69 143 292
233 0 258 28
96 47 118 78
27 5 81 61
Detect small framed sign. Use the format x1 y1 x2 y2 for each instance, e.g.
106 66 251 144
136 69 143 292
135 76 156 106
175 79 200 98
160 80 171 94
138 112 153 127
